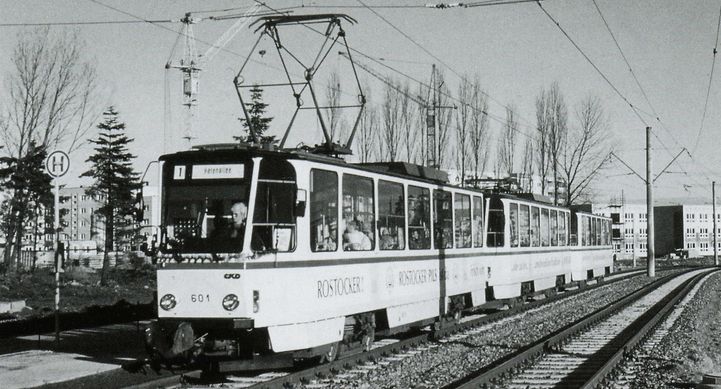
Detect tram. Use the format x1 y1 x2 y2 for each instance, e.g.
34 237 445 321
143 144 613 371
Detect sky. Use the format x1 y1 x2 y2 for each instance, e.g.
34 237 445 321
1 0 720 205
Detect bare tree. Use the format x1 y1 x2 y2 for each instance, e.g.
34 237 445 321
535 82 568 202
497 104 518 178
1 28 98 265
324 71 343 142
380 80 403 162
520 135 535 192
355 95 379 163
2 29 97 156
454 77 472 186
468 77 490 186
561 95 613 205
400 82 418 163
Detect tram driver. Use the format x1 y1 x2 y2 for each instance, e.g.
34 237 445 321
343 219 372 251
230 201 248 241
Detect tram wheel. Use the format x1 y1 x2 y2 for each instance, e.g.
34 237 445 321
320 342 339 363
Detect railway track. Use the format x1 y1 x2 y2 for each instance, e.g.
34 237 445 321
126 269 652 389
447 267 715 389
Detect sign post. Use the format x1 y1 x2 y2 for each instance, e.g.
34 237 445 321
46 150 69 347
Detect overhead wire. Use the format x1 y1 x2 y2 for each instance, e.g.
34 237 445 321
352 0 540 131
0 19 175 26
536 1 648 127
542 0 714 196
692 4 721 154
591 0 718 185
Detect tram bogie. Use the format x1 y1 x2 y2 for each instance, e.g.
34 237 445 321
143 145 613 370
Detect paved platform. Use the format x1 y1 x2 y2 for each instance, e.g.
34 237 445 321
0 322 148 388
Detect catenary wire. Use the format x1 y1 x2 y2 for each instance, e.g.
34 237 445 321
692 4 721 154
536 1 648 127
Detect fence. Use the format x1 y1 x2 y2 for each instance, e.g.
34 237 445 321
16 249 143 271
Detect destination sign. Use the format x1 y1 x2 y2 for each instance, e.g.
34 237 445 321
191 164 244 179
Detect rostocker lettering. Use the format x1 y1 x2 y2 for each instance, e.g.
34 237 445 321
316 276 364 298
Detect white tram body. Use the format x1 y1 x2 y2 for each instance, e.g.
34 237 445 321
146 146 612 368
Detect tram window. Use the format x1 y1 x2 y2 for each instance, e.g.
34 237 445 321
579 215 591 246
531 207 540 247
378 180 405 250
509 203 519 248
560 212 568 246
342 174 375 251
519 204 530 247
486 197 505 247
541 208 550 247
550 210 558 246
603 220 611 246
578 215 585 246
584 216 591 246
408 185 431 249
310 169 338 252
454 193 471 248
473 196 483 248
252 159 297 252
596 218 602 246
434 190 453 249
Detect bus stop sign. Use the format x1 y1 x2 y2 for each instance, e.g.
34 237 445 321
46 150 70 178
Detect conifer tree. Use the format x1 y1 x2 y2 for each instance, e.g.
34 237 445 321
0 141 53 270
235 85 277 145
81 107 139 285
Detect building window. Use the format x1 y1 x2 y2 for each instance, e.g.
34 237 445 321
639 213 647 222
686 213 695 222
687 242 696 249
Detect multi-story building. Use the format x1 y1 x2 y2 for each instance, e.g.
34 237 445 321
593 202 649 260
58 186 106 250
58 185 161 251
655 204 721 258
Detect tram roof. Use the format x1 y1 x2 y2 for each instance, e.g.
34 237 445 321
158 144 450 185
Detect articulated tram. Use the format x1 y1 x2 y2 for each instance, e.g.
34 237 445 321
144 144 613 371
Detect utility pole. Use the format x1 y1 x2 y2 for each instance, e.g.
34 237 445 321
646 126 655 277
426 64 438 168
713 181 718 266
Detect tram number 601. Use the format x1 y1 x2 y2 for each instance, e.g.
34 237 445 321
191 294 210 303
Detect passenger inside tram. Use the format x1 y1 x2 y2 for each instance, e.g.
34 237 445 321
343 219 372 251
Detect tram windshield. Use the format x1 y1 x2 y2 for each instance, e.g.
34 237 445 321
160 158 298 255
163 187 252 254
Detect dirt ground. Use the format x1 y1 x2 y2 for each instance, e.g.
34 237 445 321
0 265 156 319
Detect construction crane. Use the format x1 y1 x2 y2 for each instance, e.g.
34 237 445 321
165 4 261 149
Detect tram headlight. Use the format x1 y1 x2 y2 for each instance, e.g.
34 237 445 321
222 294 240 311
159 294 176 311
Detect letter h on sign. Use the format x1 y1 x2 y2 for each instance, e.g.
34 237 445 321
46 150 70 178
52 156 65 174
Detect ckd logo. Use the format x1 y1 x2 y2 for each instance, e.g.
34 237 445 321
224 273 241 279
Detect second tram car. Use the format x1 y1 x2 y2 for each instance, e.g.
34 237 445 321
144 145 613 370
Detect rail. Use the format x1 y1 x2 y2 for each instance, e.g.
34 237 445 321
444 267 714 389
